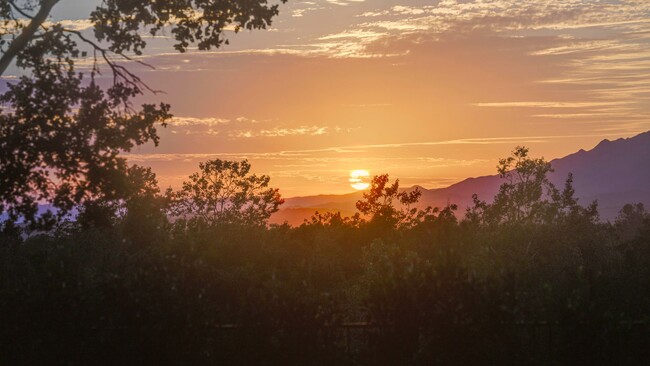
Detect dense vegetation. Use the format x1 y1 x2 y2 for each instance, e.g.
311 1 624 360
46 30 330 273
1 148 649 365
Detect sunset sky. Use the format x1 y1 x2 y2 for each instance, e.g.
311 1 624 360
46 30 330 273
8 0 650 196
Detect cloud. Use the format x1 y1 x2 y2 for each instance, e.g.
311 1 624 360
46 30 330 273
167 116 231 127
289 1 325 17
136 133 623 160
162 116 342 140
476 101 633 108
294 0 650 58
530 40 640 56
55 19 94 31
326 0 366 6
165 116 251 136
232 126 331 138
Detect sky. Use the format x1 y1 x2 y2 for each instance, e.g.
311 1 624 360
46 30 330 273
8 0 650 196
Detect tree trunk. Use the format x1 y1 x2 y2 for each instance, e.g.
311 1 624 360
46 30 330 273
0 0 60 76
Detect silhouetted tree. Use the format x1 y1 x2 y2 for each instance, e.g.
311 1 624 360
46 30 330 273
169 159 284 227
491 146 555 224
615 203 648 241
74 165 167 235
120 165 169 245
356 174 426 229
0 0 286 225
468 146 597 226
304 210 363 228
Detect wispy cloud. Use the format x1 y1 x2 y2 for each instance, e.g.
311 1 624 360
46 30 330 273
475 101 633 108
326 0 366 6
167 116 231 127
128 133 620 162
163 116 343 140
232 126 331 138
293 0 650 58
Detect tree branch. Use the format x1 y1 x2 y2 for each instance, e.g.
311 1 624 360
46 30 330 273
62 28 161 95
0 0 59 76
8 0 34 19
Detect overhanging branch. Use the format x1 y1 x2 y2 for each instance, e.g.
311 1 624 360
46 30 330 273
0 0 59 76
62 28 161 95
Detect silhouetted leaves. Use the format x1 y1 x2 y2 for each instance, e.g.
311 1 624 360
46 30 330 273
168 159 284 227
1 0 286 226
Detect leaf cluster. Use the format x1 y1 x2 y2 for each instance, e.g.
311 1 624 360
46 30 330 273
168 159 284 227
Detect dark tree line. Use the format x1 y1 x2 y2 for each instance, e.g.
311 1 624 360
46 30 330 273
1 149 649 365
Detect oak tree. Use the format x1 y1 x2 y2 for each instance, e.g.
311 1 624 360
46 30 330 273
0 0 286 225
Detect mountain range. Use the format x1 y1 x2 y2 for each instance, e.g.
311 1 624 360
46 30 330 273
270 131 650 226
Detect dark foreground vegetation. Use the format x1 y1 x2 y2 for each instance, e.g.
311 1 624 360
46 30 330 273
1 148 649 365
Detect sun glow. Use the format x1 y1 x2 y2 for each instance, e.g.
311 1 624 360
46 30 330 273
349 170 370 190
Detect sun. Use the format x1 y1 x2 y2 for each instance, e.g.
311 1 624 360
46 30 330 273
349 170 370 190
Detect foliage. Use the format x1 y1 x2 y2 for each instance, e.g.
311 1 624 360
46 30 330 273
90 0 287 54
361 240 512 365
490 146 555 223
356 174 432 229
168 159 284 227
467 146 598 227
1 149 649 364
0 0 286 225
72 164 167 232
303 210 363 228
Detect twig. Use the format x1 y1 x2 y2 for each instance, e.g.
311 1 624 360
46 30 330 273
61 28 162 96
8 0 34 20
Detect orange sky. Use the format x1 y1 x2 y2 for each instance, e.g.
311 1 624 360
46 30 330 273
7 0 650 196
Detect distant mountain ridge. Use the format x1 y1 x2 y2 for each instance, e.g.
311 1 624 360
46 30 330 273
270 131 650 225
